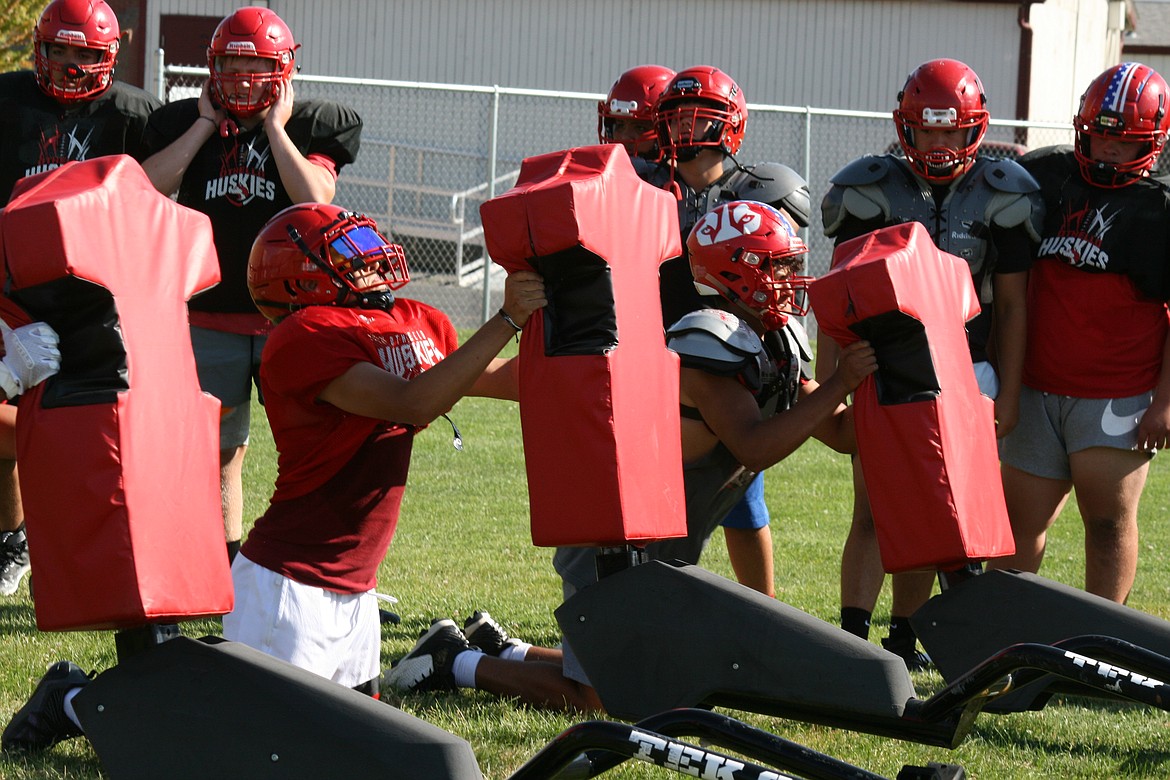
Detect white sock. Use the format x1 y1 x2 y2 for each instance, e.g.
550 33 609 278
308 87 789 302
498 642 531 662
452 649 484 688
63 687 84 731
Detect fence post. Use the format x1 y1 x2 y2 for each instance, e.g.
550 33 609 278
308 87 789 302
481 85 503 324
156 49 166 102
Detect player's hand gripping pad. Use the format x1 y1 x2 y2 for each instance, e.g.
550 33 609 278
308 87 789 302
481 145 686 546
0 156 230 630
807 222 1013 572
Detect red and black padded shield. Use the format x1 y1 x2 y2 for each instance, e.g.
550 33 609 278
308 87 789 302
807 222 1014 573
480 145 686 547
0 155 230 630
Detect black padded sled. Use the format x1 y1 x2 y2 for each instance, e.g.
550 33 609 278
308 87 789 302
912 568 1170 712
72 636 483 780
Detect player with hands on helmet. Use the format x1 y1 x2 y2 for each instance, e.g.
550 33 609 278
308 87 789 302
819 57 1043 669
220 203 545 696
991 62 1170 604
141 6 362 565
0 0 160 600
386 202 875 712
598 64 675 163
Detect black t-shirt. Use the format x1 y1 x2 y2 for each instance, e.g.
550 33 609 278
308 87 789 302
143 98 362 314
0 71 161 203
1021 146 1170 301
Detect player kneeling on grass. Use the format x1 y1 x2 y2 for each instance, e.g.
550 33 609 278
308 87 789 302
0 205 545 754
384 201 877 713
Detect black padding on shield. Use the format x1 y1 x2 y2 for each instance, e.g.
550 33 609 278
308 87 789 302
12 276 129 407
557 560 916 723
72 636 483 780
912 569 1170 713
534 246 618 356
849 310 939 405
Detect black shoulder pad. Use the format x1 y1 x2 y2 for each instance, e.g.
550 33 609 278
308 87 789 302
829 155 893 187
727 163 811 227
980 159 1041 194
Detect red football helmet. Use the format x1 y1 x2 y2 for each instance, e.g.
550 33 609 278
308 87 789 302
1074 62 1170 187
687 200 810 331
655 66 748 161
597 65 675 160
894 59 989 182
33 0 120 104
207 6 298 118
248 204 409 323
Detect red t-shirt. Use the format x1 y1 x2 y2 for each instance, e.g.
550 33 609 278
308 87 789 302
241 300 458 593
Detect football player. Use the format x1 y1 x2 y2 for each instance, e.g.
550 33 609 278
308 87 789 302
819 58 1043 668
141 6 363 564
992 62 1170 604
228 204 543 695
642 65 812 599
597 64 675 163
0 0 160 597
385 202 875 711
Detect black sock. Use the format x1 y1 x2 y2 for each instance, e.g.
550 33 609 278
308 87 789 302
840 607 872 640
226 540 241 564
886 616 917 644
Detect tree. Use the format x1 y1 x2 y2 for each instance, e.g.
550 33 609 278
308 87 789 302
0 0 40 73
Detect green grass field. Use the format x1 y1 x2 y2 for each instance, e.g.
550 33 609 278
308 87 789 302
2 339 1170 779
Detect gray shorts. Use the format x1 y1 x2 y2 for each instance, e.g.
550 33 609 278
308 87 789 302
190 327 268 450
1000 385 1154 480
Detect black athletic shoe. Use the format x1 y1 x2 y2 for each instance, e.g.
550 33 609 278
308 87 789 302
0 528 30 597
385 619 473 693
2 661 92 753
882 636 933 673
462 610 520 656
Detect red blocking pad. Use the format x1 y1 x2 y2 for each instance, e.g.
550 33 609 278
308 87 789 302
0 155 231 630
807 222 1014 572
481 145 686 547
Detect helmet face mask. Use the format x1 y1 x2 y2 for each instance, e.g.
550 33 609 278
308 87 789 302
248 204 409 323
597 65 675 160
1074 62 1170 188
34 0 120 104
894 58 989 182
207 7 298 118
655 66 747 162
687 201 810 331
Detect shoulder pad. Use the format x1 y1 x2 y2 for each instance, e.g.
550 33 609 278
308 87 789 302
979 159 1040 194
667 309 761 372
829 155 894 187
781 319 813 366
725 163 811 227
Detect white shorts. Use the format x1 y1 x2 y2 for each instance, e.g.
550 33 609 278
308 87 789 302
223 554 380 689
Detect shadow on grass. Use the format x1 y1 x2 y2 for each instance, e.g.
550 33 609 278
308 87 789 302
0 602 39 636
971 709 1170 775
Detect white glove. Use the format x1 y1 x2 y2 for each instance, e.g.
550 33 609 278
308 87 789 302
0 319 61 399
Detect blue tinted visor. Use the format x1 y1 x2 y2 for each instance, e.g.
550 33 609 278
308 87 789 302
330 226 386 264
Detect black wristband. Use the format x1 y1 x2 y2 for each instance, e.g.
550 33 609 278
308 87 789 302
498 308 523 333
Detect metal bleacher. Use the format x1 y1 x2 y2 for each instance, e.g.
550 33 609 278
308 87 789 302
336 139 518 289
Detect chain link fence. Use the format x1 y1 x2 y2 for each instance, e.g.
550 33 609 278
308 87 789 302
162 63 1077 329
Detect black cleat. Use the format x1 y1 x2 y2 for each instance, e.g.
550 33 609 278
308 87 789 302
2 661 92 752
384 619 474 693
462 610 521 656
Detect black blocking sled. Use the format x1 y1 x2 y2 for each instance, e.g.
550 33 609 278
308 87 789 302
71 631 961 780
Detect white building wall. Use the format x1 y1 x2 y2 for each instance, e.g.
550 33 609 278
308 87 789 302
1028 0 1125 124
146 0 1039 117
